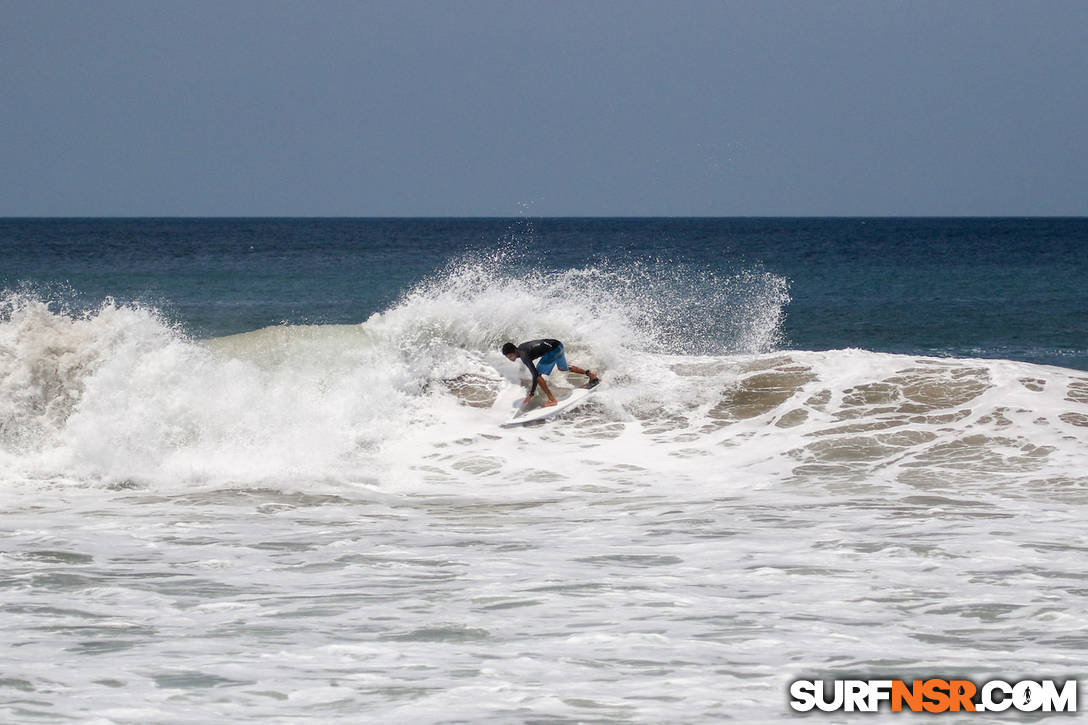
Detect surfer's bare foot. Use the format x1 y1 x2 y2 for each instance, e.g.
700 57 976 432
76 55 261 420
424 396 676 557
543 399 557 407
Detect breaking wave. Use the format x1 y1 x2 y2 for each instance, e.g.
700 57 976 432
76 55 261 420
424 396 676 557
1 256 1085 496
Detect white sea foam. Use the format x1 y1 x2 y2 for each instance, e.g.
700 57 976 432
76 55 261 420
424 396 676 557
1 273 1083 495
2 272 1087 723
0 258 793 490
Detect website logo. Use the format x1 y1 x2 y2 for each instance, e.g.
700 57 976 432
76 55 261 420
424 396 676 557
789 679 1078 713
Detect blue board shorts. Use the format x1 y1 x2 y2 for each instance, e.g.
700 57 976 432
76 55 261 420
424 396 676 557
535 344 568 375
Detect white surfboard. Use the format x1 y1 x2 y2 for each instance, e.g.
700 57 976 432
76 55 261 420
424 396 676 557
501 379 600 427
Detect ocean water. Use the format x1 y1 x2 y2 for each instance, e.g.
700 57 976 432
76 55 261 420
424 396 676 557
1 218 1086 723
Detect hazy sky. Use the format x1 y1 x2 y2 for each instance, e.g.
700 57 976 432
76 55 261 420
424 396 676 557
2 1 1085 216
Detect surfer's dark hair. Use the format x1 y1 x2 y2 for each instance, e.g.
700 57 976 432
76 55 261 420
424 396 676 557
501 342 517 356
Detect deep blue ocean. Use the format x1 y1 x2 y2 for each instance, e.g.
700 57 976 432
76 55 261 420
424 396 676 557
2 217 1085 369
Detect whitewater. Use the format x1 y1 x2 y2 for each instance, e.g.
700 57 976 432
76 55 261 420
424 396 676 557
2 256 1087 723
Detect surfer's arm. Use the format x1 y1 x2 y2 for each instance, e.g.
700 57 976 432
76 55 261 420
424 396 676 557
520 355 541 395
518 347 557 405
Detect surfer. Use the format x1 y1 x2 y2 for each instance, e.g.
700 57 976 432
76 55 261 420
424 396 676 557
502 339 599 407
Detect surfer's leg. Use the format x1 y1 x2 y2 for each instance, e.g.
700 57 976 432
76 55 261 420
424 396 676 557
537 377 558 406
566 365 598 382
551 345 599 383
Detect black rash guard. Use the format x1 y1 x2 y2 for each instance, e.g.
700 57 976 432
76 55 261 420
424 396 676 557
517 339 562 395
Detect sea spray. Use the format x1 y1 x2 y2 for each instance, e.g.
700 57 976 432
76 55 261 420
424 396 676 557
390 250 791 358
0 254 791 487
